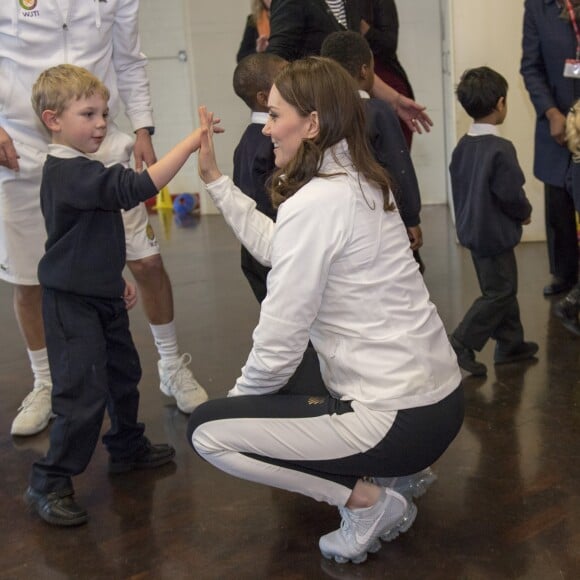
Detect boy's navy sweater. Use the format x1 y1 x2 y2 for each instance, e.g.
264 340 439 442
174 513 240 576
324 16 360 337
233 122 277 219
450 134 532 257
38 154 158 298
363 97 421 227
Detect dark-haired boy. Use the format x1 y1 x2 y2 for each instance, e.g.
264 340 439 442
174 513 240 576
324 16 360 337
320 31 424 272
449 66 538 376
233 52 286 302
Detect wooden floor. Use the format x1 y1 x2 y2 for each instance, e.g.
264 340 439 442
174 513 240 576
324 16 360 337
0 206 579 579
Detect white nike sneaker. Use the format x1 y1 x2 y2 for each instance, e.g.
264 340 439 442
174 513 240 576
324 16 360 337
11 381 55 436
158 353 208 413
319 489 417 564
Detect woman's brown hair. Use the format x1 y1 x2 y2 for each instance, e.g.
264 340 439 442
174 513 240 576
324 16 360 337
268 57 393 211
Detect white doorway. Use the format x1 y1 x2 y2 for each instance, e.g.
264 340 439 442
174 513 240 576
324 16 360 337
397 0 449 206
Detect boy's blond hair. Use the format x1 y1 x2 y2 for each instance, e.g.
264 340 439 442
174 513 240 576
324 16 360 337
567 99 580 162
31 64 110 123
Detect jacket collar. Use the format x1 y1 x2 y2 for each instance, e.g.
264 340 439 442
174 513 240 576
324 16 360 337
319 139 353 173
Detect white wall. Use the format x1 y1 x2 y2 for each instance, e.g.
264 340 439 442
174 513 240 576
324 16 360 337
183 1 251 213
138 1 449 211
126 0 249 214
449 0 543 241
134 1 542 235
397 1 448 205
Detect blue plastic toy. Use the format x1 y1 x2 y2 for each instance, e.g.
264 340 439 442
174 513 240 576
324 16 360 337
173 193 196 215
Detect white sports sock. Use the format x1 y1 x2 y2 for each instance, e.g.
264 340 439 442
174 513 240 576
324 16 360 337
150 320 180 363
27 348 52 386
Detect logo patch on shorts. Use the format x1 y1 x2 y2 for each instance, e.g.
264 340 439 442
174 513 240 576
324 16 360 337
19 0 38 10
307 397 325 406
146 223 156 241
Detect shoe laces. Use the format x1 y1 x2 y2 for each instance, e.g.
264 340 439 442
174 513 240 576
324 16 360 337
338 506 356 541
165 353 200 392
339 503 381 545
18 383 51 412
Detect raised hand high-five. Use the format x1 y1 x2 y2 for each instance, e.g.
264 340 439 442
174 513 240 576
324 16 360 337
198 106 223 184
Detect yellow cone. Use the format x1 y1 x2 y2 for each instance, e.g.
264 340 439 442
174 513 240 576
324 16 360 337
157 208 173 241
154 186 173 210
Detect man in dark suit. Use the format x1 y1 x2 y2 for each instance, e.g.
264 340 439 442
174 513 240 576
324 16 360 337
521 0 580 296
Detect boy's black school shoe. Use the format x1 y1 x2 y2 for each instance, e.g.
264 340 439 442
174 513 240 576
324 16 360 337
543 277 576 297
553 293 580 337
108 441 176 474
494 341 539 365
24 486 88 527
449 335 487 376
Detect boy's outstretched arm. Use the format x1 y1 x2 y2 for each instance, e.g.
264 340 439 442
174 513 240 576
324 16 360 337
147 118 222 191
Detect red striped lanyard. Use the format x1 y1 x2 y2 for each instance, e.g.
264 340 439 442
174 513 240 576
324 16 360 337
565 0 580 59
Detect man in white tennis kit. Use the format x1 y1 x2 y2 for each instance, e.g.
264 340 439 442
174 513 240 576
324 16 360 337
0 0 208 435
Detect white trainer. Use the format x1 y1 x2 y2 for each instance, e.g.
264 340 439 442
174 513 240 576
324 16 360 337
11 381 55 436
158 353 208 413
319 489 417 564
374 467 437 500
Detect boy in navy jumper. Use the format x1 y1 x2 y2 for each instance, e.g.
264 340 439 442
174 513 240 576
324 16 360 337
25 64 215 526
449 66 538 376
320 31 424 272
233 52 286 302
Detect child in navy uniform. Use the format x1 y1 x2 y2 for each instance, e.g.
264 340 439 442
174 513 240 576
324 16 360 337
321 31 424 272
233 52 286 302
553 99 580 335
448 66 538 376
25 64 214 526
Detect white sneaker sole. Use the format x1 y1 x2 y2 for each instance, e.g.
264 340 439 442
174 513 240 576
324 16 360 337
380 501 418 541
320 503 417 564
394 471 438 499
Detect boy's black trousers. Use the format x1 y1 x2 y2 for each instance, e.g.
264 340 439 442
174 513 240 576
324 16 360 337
30 288 146 494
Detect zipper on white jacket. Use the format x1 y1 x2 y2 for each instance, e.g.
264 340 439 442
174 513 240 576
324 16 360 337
94 0 101 29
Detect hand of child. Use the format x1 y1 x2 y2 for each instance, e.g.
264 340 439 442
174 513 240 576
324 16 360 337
0 126 20 171
123 281 138 310
197 106 223 184
407 225 423 251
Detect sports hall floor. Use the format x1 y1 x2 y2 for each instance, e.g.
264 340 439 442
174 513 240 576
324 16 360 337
0 206 578 579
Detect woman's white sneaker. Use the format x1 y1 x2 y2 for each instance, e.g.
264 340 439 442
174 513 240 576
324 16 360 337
319 489 414 564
